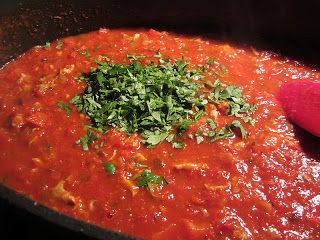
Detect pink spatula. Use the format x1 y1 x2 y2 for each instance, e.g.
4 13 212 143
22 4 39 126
277 80 320 137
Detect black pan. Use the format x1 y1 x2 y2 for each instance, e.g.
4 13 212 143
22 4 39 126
0 1 319 239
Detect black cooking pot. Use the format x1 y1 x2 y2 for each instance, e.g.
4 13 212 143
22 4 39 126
0 1 319 239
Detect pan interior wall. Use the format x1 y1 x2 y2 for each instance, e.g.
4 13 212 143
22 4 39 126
0 0 319 66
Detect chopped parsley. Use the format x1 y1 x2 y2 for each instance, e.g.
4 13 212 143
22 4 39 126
71 53 206 147
56 41 64 50
82 50 91 57
43 42 51 50
70 52 256 149
132 170 168 189
206 118 217 130
127 54 146 61
210 126 233 142
141 130 169 146
75 129 98 151
219 65 228 75
195 130 204 144
166 134 175 143
102 162 116 175
230 120 247 139
74 74 86 83
207 58 215 65
207 80 256 119
210 120 247 142
56 102 72 115
171 142 185 149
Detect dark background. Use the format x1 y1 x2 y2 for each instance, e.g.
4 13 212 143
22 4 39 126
0 0 320 239
0 199 94 240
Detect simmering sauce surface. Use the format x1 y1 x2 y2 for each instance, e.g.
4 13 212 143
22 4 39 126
0 29 319 239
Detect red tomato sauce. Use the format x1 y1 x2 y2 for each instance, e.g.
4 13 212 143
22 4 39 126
0 29 319 239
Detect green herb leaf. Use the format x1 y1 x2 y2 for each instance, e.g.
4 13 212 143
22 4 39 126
196 135 204 144
195 129 204 144
82 50 91 57
206 118 217 130
74 74 87 83
142 131 169 147
208 79 256 120
210 127 233 142
166 133 175 142
75 129 98 151
43 42 51 50
70 52 256 148
127 54 146 61
56 41 64 50
193 109 205 121
179 119 193 133
56 102 72 115
230 120 247 139
154 50 162 58
220 65 228 74
71 53 205 147
207 58 215 65
100 140 105 147
172 142 185 149
102 162 116 175
243 116 252 124
195 129 203 136
133 170 168 189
